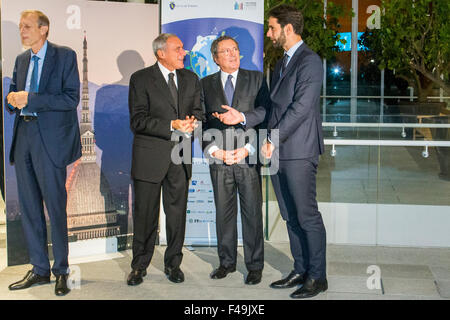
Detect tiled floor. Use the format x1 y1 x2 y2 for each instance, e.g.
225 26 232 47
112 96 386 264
0 243 448 300
0 143 448 300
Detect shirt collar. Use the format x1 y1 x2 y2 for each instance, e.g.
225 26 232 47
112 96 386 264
285 40 303 59
31 40 48 61
220 68 239 85
157 61 177 82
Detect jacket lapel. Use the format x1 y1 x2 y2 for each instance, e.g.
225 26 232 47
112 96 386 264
271 60 281 90
150 63 178 115
38 41 56 93
176 69 186 117
213 71 228 106
16 51 31 91
231 68 248 110
270 43 306 98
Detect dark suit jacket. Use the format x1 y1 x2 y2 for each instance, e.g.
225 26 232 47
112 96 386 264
129 63 203 183
245 44 324 160
8 41 81 168
201 68 270 157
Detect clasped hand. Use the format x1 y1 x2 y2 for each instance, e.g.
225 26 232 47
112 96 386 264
7 91 29 109
172 115 198 133
212 148 249 165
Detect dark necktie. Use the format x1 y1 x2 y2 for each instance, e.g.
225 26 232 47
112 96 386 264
280 53 289 76
224 74 234 106
168 72 179 117
22 55 39 116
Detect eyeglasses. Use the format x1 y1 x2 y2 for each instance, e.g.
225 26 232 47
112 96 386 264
217 47 239 56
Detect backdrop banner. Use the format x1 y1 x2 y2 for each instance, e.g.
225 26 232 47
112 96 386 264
1 0 159 265
160 0 264 245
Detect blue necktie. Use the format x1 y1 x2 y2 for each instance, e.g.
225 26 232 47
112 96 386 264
30 55 40 93
224 74 234 106
22 55 39 116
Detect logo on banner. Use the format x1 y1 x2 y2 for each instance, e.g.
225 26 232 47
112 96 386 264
187 35 220 78
169 2 176 10
234 1 256 10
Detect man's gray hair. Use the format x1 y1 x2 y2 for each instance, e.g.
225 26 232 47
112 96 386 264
152 33 177 58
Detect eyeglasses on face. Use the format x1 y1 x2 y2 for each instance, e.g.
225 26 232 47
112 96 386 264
217 47 239 56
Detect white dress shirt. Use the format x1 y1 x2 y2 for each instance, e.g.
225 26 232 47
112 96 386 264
158 61 178 88
158 62 185 134
208 69 255 157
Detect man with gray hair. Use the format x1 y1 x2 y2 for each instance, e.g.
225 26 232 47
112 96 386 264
127 33 203 286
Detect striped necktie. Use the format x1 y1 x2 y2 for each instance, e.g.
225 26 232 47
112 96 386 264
280 53 289 76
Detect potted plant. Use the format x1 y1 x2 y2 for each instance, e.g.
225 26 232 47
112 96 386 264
263 0 351 72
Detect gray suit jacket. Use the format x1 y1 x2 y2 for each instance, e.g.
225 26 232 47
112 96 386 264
245 43 324 160
201 68 270 158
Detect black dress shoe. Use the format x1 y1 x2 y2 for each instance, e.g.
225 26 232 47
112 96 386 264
127 269 147 286
8 270 50 291
269 270 306 289
164 267 184 283
55 274 70 296
290 277 328 299
210 265 236 279
245 270 262 285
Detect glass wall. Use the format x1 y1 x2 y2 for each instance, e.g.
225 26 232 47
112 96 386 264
264 0 450 247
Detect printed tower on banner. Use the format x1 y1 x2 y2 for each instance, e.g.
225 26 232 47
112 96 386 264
65 32 120 241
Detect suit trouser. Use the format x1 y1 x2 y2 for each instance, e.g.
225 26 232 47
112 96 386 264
210 164 264 271
270 156 327 280
13 118 69 276
131 162 188 271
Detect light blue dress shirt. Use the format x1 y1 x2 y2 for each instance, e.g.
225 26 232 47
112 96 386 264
21 40 48 116
284 39 304 67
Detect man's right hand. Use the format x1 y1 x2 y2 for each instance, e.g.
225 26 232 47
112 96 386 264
261 142 275 159
7 92 27 109
212 105 244 125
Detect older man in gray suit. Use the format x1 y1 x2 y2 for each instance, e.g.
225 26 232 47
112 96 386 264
216 5 327 299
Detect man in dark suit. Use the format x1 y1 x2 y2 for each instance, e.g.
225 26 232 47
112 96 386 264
216 5 327 299
6 10 81 296
127 33 203 286
202 36 270 285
